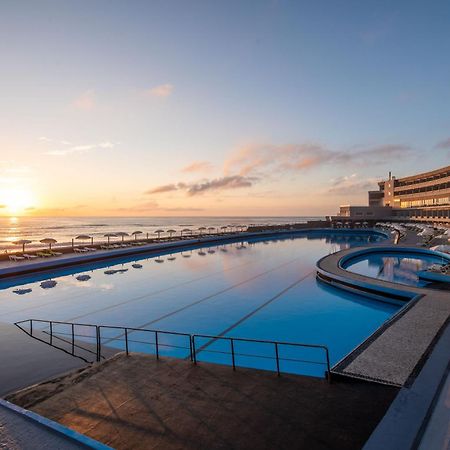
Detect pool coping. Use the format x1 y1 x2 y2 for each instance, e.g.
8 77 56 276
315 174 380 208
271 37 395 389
0 398 112 449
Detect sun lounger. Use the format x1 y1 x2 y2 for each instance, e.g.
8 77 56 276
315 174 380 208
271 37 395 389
23 254 38 259
83 247 97 251
9 255 25 261
74 247 88 253
36 251 53 257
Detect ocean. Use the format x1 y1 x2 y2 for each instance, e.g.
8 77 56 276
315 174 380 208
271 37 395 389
0 216 324 252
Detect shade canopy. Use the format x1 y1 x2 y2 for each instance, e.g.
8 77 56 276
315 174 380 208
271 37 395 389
131 231 143 235
75 235 92 240
104 233 118 237
40 238 57 249
13 239 32 253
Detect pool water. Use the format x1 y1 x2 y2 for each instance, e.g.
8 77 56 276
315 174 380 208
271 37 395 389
0 231 398 377
343 252 449 288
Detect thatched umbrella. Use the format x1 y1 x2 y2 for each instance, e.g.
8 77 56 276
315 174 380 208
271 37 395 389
198 226 207 235
220 226 228 233
73 234 93 249
13 239 32 253
40 238 57 250
115 231 129 243
131 231 143 241
167 229 176 239
104 232 117 245
154 229 164 240
181 228 191 237
208 226 215 235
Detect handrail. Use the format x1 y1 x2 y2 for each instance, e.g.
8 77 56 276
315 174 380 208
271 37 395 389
192 333 331 381
15 319 331 381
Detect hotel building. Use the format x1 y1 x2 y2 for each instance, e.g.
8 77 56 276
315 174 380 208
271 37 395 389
334 164 450 224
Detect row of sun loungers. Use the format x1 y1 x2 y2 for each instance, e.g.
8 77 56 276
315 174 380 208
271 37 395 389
9 250 63 262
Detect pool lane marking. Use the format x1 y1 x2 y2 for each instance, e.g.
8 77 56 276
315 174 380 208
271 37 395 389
101 256 304 346
1 253 260 322
194 271 314 356
65 255 278 323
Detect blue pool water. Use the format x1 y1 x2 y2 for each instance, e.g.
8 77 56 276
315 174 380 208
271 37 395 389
343 251 449 288
0 231 398 377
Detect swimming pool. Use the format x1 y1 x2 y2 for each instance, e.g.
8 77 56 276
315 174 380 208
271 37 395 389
1 231 398 377
343 251 449 288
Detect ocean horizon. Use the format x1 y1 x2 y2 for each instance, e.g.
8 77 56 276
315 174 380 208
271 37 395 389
0 216 325 251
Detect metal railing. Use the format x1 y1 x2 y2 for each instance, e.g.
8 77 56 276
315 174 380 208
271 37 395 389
15 319 331 381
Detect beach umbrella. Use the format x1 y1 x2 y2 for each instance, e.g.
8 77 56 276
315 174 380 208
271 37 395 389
115 231 129 242
73 234 93 248
220 226 228 233
198 227 207 235
40 238 57 250
154 229 165 239
131 231 143 241
104 232 117 245
13 239 32 253
167 229 176 238
181 228 191 237
208 227 215 234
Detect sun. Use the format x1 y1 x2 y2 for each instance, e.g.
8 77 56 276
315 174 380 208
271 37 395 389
0 187 36 215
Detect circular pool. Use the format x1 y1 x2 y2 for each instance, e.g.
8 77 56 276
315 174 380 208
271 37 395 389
342 250 449 288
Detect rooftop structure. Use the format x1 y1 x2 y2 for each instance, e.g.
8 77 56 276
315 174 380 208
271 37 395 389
333 165 450 223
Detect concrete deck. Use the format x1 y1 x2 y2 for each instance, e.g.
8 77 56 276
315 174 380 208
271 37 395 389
7 353 398 450
317 245 450 386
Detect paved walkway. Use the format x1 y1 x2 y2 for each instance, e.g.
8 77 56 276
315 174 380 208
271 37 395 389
0 404 85 449
7 353 398 450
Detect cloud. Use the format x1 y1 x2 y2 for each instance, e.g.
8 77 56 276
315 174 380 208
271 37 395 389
44 141 116 156
187 176 254 196
224 142 411 177
146 176 254 197
145 83 174 98
73 90 96 110
328 174 376 195
435 138 450 150
181 161 213 173
145 183 184 194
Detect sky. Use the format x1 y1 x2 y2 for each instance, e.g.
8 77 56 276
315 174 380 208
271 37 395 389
0 0 449 217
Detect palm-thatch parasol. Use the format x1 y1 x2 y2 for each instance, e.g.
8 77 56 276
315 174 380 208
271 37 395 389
104 232 117 245
13 239 32 253
40 238 57 250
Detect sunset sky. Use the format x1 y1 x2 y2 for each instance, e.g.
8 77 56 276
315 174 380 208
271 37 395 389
0 0 449 217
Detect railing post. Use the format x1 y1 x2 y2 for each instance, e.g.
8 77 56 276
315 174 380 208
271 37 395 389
30 319 33 335
49 321 53 346
230 338 236 371
275 343 280 376
155 331 159 360
125 328 129 355
71 323 75 355
192 336 197 365
96 326 101 362
325 348 331 383
189 335 193 361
